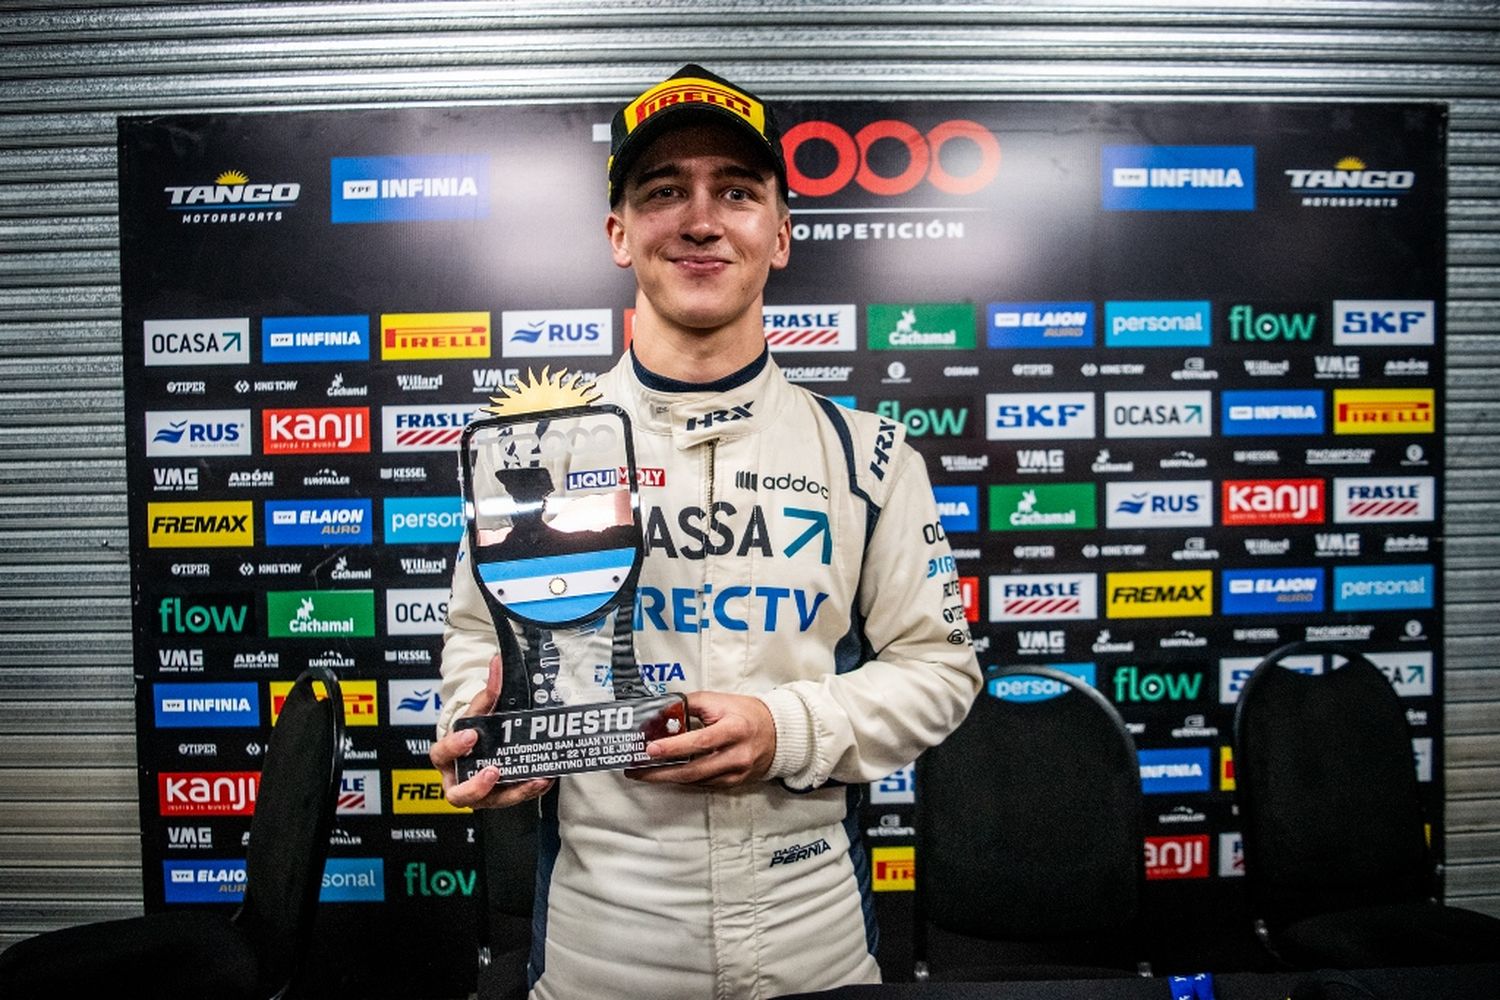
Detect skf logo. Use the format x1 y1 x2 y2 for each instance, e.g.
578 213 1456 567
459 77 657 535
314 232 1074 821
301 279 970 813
381 404 476 452
781 119 1000 198
501 309 612 358
148 501 254 548
1105 571 1212 619
1101 145 1255 211
1221 479 1325 526
263 407 370 454
158 772 259 816
1145 835 1209 880
1333 476 1435 523
1333 300 1435 347
144 318 249 366
392 769 470 814
763 304 857 351
270 679 378 727
870 764 915 805
870 846 916 892
989 573 1098 622
1333 389 1435 435
380 312 491 360
987 392 1095 441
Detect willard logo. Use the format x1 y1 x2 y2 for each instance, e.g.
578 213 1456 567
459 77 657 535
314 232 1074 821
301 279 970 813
1106 571 1212 619
148 501 254 548
380 312 491 361
263 407 370 455
1333 389 1435 435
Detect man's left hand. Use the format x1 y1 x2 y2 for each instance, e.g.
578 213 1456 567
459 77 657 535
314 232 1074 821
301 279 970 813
625 690 777 788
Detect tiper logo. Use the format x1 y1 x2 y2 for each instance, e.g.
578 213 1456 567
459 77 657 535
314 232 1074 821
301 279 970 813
866 303 975 350
380 312 491 361
1333 389 1435 435
330 154 489 223
1102 145 1256 211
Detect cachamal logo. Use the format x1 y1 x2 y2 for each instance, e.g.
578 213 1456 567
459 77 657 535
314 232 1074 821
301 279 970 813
266 590 375 638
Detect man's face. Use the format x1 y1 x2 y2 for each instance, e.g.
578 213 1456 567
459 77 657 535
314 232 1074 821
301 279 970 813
607 122 790 335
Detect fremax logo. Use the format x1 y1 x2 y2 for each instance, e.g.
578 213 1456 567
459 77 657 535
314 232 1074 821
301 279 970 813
1104 301 1211 348
987 302 1095 349
1221 390 1325 436
501 309 612 358
262 315 370 363
763 304 857 352
1102 145 1256 211
1138 748 1212 794
331 154 488 223
932 485 979 533
1222 568 1326 615
384 496 464 544
1332 564 1433 612
987 392 1095 441
1334 300 1435 347
146 410 251 458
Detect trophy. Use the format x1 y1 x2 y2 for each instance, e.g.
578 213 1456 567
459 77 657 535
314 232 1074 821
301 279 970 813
453 369 688 783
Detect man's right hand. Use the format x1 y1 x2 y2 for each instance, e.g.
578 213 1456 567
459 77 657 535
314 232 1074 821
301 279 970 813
430 654 554 808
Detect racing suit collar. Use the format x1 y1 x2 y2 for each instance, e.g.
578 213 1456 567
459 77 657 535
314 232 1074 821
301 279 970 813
624 345 781 449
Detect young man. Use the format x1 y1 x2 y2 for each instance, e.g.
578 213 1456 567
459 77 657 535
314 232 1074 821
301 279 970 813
431 65 981 999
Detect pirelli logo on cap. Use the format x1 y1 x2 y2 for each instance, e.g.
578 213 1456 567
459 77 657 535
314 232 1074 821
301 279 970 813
626 77 765 137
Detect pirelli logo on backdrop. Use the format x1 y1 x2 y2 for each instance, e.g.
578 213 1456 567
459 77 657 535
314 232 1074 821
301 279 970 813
871 846 915 892
148 501 254 548
269 679 378 727
1106 570 1212 619
380 312 491 360
1333 389 1434 435
391 769 470 814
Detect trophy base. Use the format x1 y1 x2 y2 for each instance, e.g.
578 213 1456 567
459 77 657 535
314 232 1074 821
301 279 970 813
454 693 690 782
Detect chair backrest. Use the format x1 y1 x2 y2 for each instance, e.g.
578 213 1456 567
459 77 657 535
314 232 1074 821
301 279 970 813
239 665 344 994
1232 641 1432 927
916 666 1144 943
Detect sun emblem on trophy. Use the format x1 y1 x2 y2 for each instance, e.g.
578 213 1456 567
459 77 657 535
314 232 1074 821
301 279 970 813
484 367 601 417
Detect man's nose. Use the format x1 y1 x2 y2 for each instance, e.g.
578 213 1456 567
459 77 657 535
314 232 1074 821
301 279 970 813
680 189 722 243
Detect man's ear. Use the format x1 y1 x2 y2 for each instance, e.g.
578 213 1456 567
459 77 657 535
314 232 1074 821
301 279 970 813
605 212 633 269
769 213 792 271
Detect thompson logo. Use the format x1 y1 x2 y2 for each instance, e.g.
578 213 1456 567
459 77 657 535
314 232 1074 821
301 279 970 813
330 154 489 223
266 590 376 639
1222 568 1326 615
1101 145 1255 211
1104 391 1210 439
1105 571 1212 620
144 318 249 366
385 496 464 544
1286 156 1415 207
1139 748 1212 794
987 302 1095 349
933 485 979 533
146 410 251 458
989 573 1098 622
501 309 612 358
762 304 858 351
154 682 260 728
1222 479 1325 526
1333 389 1435 435
265 499 372 546
263 407 370 455
1104 301 1211 348
1227 303 1318 343
147 501 254 548
380 312 491 361
1332 564 1434 612
164 169 300 222
1221 390 1325 436
1104 481 1212 529
987 392 1095 441
1333 300 1435 347
987 484 1097 532
381 403 476 452
867 303 976 350
386 589 448 636
988 663 1096 703
262 315 370 363
1333 476 1435 523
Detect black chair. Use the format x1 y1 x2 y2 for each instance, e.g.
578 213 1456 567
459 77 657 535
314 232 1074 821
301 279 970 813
474 794 541 1000
0 666 344 999
1233 641 1500 969
913 665 1150 981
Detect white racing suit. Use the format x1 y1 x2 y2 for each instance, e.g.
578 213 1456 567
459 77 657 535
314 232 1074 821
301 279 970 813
438 349 981 999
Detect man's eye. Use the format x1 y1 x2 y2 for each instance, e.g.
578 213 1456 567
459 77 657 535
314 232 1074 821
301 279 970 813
725 188 751 201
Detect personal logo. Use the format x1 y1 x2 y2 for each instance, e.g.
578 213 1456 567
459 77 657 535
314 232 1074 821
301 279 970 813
384 496 465 544
989 663 1096 703
144 318 249 366
987 301 1095 349
1104 481 1213 529
1104 391 1211 438
147 501 254 548
261 315 370 363
501 309 612 358
386 588 449 636
381 312 491 361
1103 301 1211 348
266 590 375 639
1222 568 1326 615
330 154 489 223
163 169 300 223
1101 145 1256 211
874 398 971 438
1332 476 1434 523
1226 303 1319 343
1333 389 1435 435
867 303 976 350
1332 564 1434 612
381 403 476 452
987 483 1096 532
1221 390 1325 436
262 406 370 455
264 499 372 546
146 410 251 458
154 682 260 728
1105 571 1212 620
1286 157 1415 208
762 304 857 351
989 573 1098 622
987 392 1095 441
321 858 385 903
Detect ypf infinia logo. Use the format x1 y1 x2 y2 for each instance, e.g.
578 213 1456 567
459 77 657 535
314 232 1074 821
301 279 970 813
1139 748 1212 794
932 485 979 533
987 392 1095 441
1102 145 1255 211
381 403 476 452
1221 390 1325 436
331 154 489 223
381 312 491 361
146 410 251 457
501 309 612 358
780 118 1001 199
867 303 975 350
154 682 260 728
987 302 1095 349
262 315 370 363
762 304 857 351
144 318 249 366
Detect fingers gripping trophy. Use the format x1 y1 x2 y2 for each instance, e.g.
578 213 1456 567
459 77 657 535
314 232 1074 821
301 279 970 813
452 368 689 783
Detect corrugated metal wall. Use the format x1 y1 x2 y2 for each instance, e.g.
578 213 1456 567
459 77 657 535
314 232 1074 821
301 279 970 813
2 0 1497 953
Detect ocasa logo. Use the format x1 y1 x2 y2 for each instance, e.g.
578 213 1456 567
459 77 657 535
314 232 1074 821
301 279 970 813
781 119 1000 197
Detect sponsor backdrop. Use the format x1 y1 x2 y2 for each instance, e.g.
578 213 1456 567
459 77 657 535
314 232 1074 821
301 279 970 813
120 100 1443 992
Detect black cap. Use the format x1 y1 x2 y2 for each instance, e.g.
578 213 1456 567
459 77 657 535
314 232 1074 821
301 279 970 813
607 63 787 204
